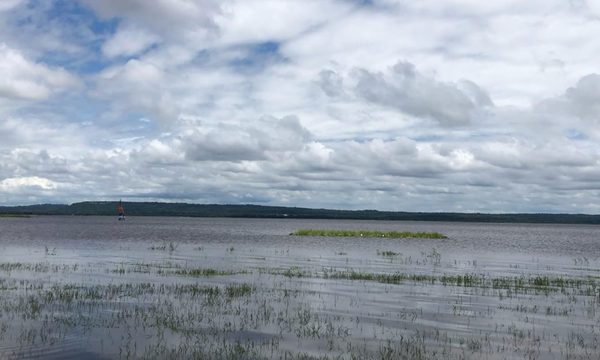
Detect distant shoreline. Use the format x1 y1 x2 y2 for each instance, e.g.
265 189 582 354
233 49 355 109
1 201 599 225
0 214 31 218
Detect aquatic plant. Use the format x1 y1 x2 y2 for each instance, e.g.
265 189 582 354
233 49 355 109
291 229 447 239
225 283 253 298
149 241 178 251
170 268 245 277
377 250 399 257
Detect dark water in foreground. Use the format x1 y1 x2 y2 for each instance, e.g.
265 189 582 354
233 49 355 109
1 216 599 359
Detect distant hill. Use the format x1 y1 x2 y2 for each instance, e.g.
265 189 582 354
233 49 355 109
0 201 599 224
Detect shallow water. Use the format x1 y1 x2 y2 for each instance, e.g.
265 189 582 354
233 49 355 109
1 216 599 359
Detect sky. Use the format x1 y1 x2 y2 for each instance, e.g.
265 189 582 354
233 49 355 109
0 0 599 213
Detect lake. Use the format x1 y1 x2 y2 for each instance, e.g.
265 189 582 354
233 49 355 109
1 216 599 359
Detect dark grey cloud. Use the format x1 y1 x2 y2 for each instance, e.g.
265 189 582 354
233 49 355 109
318 69 344 97
185 129 266 161
457 80 493 107
536 73 600 121
81 0 221 42
354 61 490 126
564 74 600 120
184 115 311 162
321 61 493 126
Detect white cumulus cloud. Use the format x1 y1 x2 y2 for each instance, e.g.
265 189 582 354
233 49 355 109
0 43 80 101
0 176 57 190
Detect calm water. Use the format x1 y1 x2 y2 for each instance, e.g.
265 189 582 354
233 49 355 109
1 216 599 359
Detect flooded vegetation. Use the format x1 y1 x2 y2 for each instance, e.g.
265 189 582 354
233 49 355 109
1 216 600 359
291 229 447 239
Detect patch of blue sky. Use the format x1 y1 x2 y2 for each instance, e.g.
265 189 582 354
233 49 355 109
411 130 513 143
565 128 586 140
88 112 159 149
319 133 400 144
101 110 158 129
189 49 211 65
43 0 117 34
38 45 116 75
408 135 445 142
11 92 106 126
352 134 396 143
14 0 117 73
63 97 112 125
75 56 115 74
348 0 375 6
229 41 287 73
254 41 280 54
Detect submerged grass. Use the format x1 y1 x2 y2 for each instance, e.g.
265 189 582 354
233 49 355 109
377 250 399 257
291 229 447 239
226 283 254 297
318 268 600 294
167 268 246 277
324 270 436 284
2 260 600 359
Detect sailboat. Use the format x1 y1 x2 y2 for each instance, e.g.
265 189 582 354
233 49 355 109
117 200 125 221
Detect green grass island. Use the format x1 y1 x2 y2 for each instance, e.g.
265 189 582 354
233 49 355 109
291 229 447 239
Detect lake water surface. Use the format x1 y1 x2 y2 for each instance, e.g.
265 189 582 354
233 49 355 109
1 216 599 359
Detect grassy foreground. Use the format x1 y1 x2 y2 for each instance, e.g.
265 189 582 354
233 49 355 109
291 229 447 239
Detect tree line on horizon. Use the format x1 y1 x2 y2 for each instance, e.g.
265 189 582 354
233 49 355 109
0 201 599 224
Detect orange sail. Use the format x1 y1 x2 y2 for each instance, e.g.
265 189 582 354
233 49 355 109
117 200 125 221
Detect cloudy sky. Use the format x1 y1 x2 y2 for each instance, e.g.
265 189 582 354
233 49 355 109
1 0 599 213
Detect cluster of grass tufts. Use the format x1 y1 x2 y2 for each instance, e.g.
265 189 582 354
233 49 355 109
324 270 436 284
148 241 178 251
259 267 310 278
291 229 447 239
168 268 246 277
226 283 254 298
377 250 399 257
